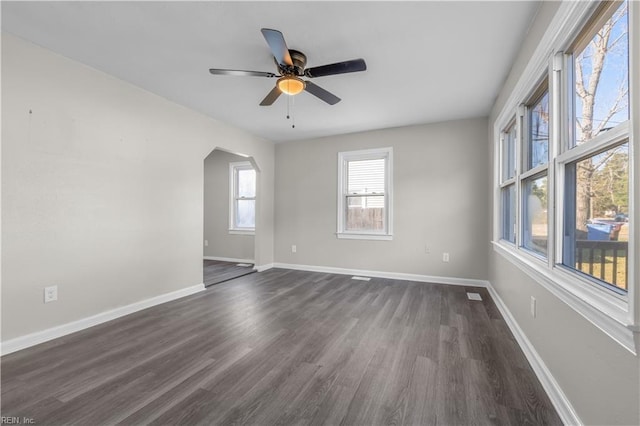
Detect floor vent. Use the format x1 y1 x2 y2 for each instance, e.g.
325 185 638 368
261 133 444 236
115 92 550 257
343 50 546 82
466 292 482 301
236 263 253 267
351 276 371 281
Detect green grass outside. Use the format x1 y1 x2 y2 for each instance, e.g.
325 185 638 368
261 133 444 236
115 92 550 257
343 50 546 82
576 248 627 290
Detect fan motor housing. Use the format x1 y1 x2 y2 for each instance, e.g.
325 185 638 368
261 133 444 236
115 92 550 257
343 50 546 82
276 49 307 76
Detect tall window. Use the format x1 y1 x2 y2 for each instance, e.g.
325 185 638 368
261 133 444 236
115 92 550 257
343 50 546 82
494 1 640 306
337 147 393 240
500 121 517 243
229 161 256 233
562 0 629 292
522 86 549 257
492 0 635 352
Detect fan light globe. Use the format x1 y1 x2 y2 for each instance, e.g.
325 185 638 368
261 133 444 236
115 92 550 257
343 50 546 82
277 76 305 96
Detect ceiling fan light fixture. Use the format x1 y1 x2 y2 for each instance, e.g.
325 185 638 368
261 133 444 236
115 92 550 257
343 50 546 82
277 76 305 96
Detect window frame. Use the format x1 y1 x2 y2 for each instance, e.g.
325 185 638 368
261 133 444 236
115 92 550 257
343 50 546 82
520 80 551 260
228 161 256 235
492 0 638 353
499 119 518 244
556 130 630 297
524 82 550 172
336 147 393 240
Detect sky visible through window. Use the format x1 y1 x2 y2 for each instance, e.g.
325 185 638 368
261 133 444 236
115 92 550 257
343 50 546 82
575 1 628 145
530 91 549 169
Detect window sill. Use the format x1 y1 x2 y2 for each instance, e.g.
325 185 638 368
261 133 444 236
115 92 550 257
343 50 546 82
229 229 255 236
336 233 393 241
492 241 637 354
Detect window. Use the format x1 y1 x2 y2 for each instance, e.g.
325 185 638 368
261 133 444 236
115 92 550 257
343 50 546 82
501 122 517 181
501 183 516 244
337 147 392 240
500 121 517 243
561 0 630 292
492 0 635 351
229 161 256 233
563 143 629 291
522 85 550 257
571 2 629 149
523 174 548 256
527 89 549 170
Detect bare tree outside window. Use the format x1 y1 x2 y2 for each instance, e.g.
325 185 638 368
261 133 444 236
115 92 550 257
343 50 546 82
574 1 629 233
529 91 549 169
566 0 630 290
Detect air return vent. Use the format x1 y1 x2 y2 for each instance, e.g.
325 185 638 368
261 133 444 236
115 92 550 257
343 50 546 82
466 292 482 301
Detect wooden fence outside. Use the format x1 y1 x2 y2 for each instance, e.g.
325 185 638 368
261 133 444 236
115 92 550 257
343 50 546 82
346 208 384 231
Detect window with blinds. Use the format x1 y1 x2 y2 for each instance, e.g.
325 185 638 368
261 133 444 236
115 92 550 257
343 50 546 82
337 148 393 239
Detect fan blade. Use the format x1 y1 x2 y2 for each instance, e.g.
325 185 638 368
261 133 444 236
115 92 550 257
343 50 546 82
305 59 367 78
260 86 282 106
209 69 277 78
261 28 293 67
304 81 341 105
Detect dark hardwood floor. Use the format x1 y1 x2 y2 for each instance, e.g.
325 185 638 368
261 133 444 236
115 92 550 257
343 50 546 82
204 259 255 287
1 269 562 425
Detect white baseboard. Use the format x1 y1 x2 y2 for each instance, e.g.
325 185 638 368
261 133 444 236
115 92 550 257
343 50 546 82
272 262 489 287
1 283 206 356
256 263 274 272
486 283 582 426
203 256 254 263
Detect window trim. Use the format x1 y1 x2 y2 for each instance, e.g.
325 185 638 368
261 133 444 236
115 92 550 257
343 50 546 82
492 0 637 354
499 119 519 244
493 241 635 351
520 80 551 259
336 147 393 240
228 161 256 234
500 118 518 186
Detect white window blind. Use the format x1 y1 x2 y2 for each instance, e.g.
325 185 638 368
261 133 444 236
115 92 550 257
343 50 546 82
337 148 393 239
347 158 385 194
347 159 385 209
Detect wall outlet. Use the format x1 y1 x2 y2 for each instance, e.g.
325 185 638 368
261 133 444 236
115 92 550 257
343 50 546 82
530 296 537 318
442 252 450 262
204 239 208 247
44 285 58 303
424 245 430 254
291 245 297 253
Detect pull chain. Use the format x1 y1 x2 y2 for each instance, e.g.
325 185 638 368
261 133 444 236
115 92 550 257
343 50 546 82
28 109 33 144
285 93 296 129
286 94 290 120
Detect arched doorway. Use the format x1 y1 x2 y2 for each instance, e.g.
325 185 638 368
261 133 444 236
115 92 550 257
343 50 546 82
203 147 259 286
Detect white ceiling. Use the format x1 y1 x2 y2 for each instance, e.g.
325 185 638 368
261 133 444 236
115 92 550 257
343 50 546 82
2 1 540 143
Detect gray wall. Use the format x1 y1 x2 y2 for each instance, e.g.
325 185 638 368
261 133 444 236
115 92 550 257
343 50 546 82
275 118 489 281
204 150 255 261
1 34 274 341
487 2 639 425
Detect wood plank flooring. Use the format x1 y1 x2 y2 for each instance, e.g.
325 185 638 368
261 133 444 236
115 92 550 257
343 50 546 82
1 269 562 425
204 259 255 287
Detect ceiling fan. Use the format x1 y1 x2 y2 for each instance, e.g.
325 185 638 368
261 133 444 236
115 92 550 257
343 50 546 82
209 28 367 106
